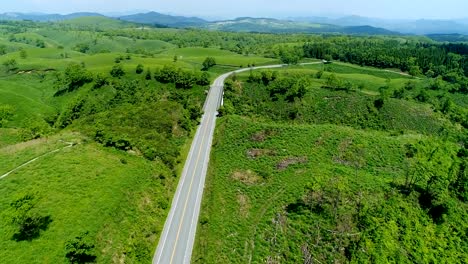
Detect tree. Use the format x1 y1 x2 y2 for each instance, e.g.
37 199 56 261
202 57 216 71
4 193 51 241
154 64 178 83
315 70 324 79
173 55 178 63
65 232 96 264
110 64 125 78
325 73 343 90
175 70 197 89
0 104 14 127
409 65 422 77
19 49 27 59
145 68 152 80
0 44 6 55
3 59 18 72
93 74 108 89
286 77 310 102
20 118 52 141
197 71 211 86
135 64 144 74
74 43 90 54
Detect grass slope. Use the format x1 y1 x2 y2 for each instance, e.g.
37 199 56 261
0 132 177 263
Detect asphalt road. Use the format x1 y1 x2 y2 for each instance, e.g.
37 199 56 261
153 63 318 264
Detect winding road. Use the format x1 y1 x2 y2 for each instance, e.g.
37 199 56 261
153 63 321 264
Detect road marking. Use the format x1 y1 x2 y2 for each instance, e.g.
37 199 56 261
154 115 206 264
183 110 217 263
169 113 213 264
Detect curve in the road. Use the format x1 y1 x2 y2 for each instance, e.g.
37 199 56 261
152 63 322 264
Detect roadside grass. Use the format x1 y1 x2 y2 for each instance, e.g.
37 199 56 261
0 132 176 263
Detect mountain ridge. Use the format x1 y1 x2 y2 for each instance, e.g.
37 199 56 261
1 11 468 35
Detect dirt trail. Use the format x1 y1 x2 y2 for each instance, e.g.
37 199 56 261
0 141 76 180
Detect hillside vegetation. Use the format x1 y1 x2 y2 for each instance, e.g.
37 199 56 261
194 63 468 262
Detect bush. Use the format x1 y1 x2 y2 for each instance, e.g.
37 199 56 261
110 64 125 78
136 64 144 74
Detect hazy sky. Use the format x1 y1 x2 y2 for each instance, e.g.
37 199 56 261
1 0 467 19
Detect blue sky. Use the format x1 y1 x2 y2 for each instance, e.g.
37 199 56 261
0 0 466 19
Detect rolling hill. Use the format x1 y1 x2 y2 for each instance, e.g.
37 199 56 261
119 11 208 27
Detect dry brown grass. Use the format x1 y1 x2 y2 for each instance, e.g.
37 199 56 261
276 157 308 171
237 193 251 218
231 170 261 185
250 129 277 142
0 137 50 154
246 148 277 159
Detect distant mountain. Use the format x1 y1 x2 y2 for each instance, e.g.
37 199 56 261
292 15 468 35
0 12 104 22
119 12 207 27
427 33 468 43
390 19 468 35
203 17 399 35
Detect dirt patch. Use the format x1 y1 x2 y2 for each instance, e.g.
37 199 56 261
251 129 276 142
246 149 277 159
231 170 261 185
237 193 251 218
276 157 308 171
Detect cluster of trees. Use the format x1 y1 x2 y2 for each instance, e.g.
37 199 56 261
154 64 210 89
244 70 310 102
8 35 45 48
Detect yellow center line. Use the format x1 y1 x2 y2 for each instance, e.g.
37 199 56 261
169 112 213 264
